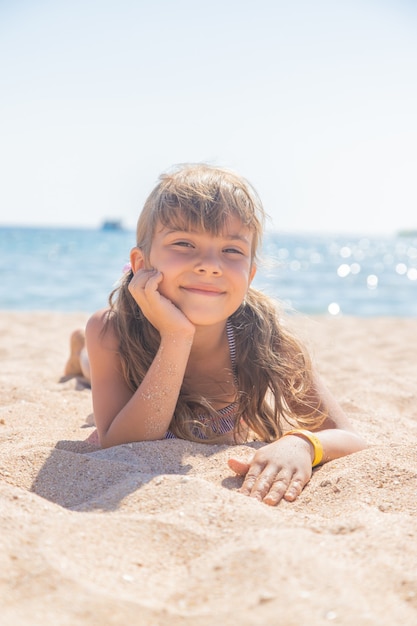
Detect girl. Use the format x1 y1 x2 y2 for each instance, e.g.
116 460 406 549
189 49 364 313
65 163 367 506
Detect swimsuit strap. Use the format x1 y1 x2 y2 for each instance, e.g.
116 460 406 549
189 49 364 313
226 318 237 374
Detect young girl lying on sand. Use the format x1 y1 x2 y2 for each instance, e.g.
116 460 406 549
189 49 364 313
65 163 367 505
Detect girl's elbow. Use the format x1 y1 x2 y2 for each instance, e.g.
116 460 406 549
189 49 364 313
96 424 120 449
96 430 112 449
96 426 166 448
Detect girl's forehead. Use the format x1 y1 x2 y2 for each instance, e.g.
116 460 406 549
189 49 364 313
155 214 253 238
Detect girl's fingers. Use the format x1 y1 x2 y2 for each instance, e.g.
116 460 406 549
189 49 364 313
264 476 305 506
240 464 282 501
129 270 163 306
263 479 290 506
227 458 251 476
143 270 162 291
229 457 285 500
283 478 305 502
228 457 265 497
229 456 307 506
131 269 160 291
247 467 292 502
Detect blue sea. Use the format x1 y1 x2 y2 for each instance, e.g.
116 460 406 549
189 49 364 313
1 226 416 316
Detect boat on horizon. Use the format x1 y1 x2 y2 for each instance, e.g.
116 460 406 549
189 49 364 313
101 219 124 231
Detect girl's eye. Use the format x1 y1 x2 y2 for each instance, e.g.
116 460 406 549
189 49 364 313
224 247 243 254
173 241 193 248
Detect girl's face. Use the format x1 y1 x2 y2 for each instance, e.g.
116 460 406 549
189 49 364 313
132 215 256 327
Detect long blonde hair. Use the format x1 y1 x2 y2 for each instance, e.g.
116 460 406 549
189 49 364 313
107 163 325 442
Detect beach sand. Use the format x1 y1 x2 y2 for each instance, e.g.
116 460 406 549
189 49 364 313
1 311 416 625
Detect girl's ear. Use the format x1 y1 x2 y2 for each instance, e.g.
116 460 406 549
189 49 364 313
130 246 145 273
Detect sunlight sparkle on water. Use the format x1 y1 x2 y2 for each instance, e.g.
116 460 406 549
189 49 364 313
407 268 417 281
337 262 361 278
328 302 341 315
367 274 378 289
340 246 352 259
337 264 351 278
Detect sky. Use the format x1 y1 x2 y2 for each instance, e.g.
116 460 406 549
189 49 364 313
1 0 417 234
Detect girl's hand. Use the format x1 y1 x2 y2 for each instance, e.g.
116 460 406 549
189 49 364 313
228 436 314 506
128 269 195 337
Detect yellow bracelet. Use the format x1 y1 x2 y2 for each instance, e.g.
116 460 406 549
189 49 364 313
281 429 324 467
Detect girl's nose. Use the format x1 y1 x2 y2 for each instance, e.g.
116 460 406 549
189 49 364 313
194 251 222 275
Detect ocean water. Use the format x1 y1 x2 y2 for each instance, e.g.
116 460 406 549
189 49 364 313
1 226 416 316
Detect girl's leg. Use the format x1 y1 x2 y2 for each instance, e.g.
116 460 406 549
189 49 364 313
64 329 91 381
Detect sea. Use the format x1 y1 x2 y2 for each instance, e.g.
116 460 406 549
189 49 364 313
1 226 416 317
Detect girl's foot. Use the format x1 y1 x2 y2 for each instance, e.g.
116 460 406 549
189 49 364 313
64 329 85 377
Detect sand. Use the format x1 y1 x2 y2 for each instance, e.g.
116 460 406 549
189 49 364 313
0 311 416 625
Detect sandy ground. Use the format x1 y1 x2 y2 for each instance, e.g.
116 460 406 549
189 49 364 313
0 311 416 626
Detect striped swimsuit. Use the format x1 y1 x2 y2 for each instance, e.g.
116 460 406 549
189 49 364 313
165 319 238 440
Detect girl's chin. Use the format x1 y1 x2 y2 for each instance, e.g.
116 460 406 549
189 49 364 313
184 315 229 328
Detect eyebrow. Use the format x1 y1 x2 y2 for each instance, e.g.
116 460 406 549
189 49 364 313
163 228 251 243
222 233 252 244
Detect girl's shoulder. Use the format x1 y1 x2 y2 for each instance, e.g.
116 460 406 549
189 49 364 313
86 307 111 329
86 308 119 350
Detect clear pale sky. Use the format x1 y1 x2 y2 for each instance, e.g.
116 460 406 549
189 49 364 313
1 0 416 234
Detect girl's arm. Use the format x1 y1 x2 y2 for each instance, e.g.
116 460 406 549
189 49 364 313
228 373 368 506
86 310 194 448
87 266 197 448
300 372 368 462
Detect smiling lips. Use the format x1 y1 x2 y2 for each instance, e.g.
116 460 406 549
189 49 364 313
181 284 225 296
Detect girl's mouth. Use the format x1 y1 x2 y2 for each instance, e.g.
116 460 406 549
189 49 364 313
182 285 225 296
